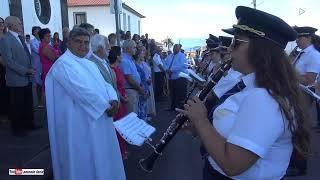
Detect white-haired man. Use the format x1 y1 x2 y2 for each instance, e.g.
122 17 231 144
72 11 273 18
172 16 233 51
119 39 143 114
89 34 116 89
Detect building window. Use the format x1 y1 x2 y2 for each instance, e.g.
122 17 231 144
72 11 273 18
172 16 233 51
138 20 141 35
128 15 131 31
34 0 51 24
123 13 127 31
74 12 87 25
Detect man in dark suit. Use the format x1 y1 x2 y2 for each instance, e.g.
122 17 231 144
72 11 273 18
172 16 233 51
0 16 39 137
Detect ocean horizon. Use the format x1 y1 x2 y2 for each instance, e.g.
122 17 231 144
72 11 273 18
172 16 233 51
172 37 207 51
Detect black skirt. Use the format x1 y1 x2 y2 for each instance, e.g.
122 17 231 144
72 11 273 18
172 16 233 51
0 64 9 116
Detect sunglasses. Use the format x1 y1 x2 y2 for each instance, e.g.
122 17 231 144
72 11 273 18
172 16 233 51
231 38 249 49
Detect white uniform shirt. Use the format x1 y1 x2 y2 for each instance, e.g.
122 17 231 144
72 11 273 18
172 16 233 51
152 53 163 72
209 73 293 180
213 68 243 98
294 45 320 75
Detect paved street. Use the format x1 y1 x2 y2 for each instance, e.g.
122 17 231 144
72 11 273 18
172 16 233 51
0 99 319 180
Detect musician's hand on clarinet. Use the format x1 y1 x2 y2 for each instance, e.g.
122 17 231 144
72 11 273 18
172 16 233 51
181 120 198 138
176 96 208 126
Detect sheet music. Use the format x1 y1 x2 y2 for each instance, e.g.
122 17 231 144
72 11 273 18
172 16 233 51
113 112 156 146
299 84 320 100
178 72 193 82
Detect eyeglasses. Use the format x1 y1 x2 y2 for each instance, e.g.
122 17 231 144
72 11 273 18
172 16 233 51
231 38 249 49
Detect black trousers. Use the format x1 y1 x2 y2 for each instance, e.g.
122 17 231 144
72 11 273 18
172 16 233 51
154 72 165 100
0 70 9 116
8 83 35 133
316 101 320 126
168 78 188 109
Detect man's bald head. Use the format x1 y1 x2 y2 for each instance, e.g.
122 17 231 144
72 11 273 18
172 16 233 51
5 16 23 34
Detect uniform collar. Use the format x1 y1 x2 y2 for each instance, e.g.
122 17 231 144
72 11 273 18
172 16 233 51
241 72 256 89
9 30 19 38
302 44 314 53
92 53 107 64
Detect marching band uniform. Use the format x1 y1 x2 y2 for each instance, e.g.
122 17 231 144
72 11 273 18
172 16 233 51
287 26 320 176
178 6 301 180
293 27 320 79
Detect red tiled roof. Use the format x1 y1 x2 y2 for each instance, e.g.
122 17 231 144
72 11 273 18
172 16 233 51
67 0 110 7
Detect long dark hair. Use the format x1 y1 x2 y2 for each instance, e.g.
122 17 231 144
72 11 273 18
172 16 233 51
108 46 121 64
245 33 310 157
312 34 320 52
0 17 7 34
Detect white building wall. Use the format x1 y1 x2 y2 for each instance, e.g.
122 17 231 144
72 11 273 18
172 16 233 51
68 6 116 37
121 9 141 35
21 0 62 36
0 0 63 36
0 0 10 18
68 5 142 37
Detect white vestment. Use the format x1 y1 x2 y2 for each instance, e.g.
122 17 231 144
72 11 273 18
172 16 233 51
45 50 126 180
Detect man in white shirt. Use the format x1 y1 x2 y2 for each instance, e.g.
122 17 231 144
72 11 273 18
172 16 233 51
287 26 320 177
152 46 165 101
45 27 125 180
164 44 189 110
293 26 320 86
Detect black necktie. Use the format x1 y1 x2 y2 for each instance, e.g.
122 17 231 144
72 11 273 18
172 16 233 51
293 51 304 66
168 55 176 78
18 35 32 64
207 80 246 122
200 80 246 158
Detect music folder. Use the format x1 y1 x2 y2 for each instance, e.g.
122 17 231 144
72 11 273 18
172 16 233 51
187 69 206 82
113 112 156 146
178 72 193 82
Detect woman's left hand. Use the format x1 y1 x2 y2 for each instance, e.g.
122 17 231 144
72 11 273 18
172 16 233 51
176 96 208 125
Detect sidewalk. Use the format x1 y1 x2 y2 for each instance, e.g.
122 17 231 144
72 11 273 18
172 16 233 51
0 109 52 180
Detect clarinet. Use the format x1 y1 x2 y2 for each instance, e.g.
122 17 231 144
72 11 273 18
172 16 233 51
139 59 233 173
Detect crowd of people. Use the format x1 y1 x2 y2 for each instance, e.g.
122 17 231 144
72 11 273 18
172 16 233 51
1 4 320 180
0 13 190 178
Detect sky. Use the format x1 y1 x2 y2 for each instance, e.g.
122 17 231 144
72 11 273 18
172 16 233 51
124 0 320 49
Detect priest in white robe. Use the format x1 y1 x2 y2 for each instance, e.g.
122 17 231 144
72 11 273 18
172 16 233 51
45 27 126 180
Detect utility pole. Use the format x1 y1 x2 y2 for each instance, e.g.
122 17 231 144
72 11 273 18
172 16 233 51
114 0 121 45
252 0 256 9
